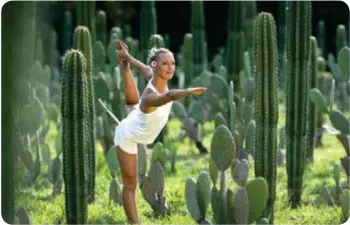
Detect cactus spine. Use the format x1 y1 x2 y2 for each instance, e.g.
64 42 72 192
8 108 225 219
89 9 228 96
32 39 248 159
306 37 318 162
73 26 96 203
62 49 89 224
191 0 207 77
285 1 312 208
254 12 278 222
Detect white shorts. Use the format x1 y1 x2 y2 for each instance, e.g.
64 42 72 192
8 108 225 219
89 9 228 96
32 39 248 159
113 120 138 154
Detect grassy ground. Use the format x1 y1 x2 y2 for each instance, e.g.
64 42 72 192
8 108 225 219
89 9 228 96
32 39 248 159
15 113 349 225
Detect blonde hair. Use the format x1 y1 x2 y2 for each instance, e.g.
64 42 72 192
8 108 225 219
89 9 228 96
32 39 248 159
147 47 173 65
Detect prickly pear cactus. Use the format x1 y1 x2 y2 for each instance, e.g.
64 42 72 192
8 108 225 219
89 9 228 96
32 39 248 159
186 178 201 222
340 189 350 222
141 162 168 218
210 125 236 172
214 113 228 129
245 177 269 223
233 187 249 224
109 178 122 206
231 158 249 187
186 171 212 224
329 109 350 135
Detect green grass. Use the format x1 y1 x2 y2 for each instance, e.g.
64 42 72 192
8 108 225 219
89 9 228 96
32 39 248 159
15 115 349 225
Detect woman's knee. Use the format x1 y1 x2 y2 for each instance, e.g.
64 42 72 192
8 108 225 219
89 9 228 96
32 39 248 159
115 146 138 190
123 175 137 191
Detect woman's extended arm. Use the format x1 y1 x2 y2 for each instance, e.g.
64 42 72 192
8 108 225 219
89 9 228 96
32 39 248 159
141 87 207 108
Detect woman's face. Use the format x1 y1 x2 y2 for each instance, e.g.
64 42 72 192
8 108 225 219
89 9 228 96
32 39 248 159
153 52 175 80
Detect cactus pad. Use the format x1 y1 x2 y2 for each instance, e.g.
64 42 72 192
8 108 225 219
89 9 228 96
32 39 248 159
185 178 201 222
245 177 268 223
196 171 211 218
210 125 236 171
231 158 249 186
309 88 328 113
341 189 350 221
329 109 350 134
233 187 249 224
337 46 350 80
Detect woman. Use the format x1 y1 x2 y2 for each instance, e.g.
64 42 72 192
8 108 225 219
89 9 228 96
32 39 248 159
113 41 206 224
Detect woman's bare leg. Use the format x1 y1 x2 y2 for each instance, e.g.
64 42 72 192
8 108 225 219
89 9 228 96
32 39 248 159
116 145 139 224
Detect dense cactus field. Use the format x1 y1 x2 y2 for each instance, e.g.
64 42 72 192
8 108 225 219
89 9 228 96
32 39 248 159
3 1 350 225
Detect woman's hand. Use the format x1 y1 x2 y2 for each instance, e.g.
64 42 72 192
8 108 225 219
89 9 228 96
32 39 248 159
186 87 207 96
115 41 130 61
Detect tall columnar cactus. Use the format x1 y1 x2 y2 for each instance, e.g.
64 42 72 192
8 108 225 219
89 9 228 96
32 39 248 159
35 39 44 64
285 1 312 208
3 2 37 221
93 41 106 75
49 29 60 70
76 1 96 42
191 0 207 77
317 20 325 56
73 26 96 203
140 0 157 63
123 24 132 38
63 10 72 54
184 33 194 86
107 30 121 70
148 34 165 49
306 37 318 162
336 24 348 54
253 12 278 222
226 1 245 92
61 49 89 224
244 0 257 63
277 1 287 90
96 10 107 47
337 46 350 111
184 33 194 108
